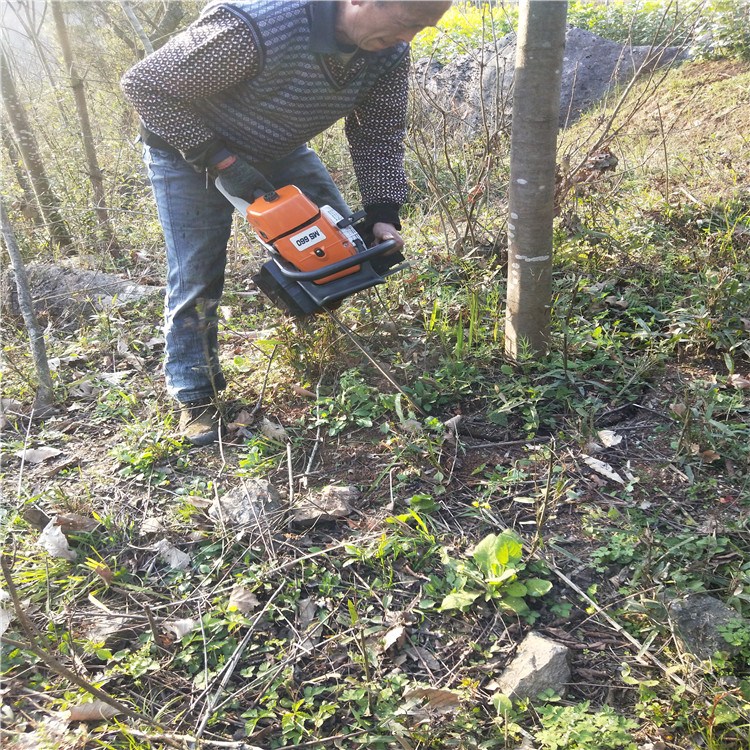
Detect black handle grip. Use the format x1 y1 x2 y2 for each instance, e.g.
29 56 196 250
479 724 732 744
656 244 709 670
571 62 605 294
272 239 398 281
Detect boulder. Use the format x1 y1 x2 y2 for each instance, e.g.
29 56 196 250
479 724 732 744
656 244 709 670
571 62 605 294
666 593 744 661
412 27 687 136
2 261 162 328
495 631 571 700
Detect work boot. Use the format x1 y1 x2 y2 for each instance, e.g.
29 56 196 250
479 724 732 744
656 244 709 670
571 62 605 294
179 399 221 446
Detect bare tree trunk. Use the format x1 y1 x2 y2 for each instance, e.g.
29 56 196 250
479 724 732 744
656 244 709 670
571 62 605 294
504 0 567 358
1 198 55 411
151 2 186 49
51 1 119 254
119 0 154 55
1 122 44 227
0 48 72 250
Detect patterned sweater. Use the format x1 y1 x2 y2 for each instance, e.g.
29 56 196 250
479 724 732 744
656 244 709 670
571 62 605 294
121 0 410 224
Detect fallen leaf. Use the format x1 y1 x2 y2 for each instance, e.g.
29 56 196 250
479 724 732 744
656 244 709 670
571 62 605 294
403 687 461 712
38 520 76 561
153 539 190 570
229 585 260 614
582 455 625 485
99 370 133 385
405 645 441 672
0 590 12 637
15 446 62 464
296 596 324 652
260 417 288 442
728 373 750 389
597 429 622 448
164 618 197 639
670 402 688 417
604 295 629 309
292 385 316 399
55 513 100 534
382 625 407 652
229 409 255 428
140 516 164 535
67 700 121 722
297 597 317 631
92 563 114 585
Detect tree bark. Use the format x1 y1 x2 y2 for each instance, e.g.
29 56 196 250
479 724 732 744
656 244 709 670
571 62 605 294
0 198 55 411
0 48 72 249
504 0 567 358
119 0 154 55
51 1 119 253
1 122 44 227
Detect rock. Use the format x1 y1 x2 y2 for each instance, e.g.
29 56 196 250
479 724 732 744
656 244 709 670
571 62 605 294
412 27 687 137
1 261 162 329
290 484 359 530
495 631 571 700
81 615 137 648
209 479 284 529
666 593 744 660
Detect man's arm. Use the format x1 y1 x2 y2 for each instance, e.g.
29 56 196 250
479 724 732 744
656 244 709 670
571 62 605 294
121 5 263 163
345 50 410 246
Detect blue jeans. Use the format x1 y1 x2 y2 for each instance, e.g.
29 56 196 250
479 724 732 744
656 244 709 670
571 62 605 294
144 144 349 404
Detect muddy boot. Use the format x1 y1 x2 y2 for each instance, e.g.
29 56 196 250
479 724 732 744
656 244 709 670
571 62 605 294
179 399 221 446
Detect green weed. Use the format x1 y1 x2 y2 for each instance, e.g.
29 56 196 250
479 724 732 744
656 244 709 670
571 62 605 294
439 531 552 618
536 701 638 750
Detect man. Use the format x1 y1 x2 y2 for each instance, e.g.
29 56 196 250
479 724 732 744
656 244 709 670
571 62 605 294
121 0 451 445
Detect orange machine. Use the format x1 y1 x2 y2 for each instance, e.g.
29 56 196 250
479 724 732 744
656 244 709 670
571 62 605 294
246 186 361 284
240 186 405 316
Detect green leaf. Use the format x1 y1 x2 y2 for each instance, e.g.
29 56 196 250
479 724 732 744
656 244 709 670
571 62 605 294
486 568 519 586
470 534 501 576
500 596 529 614
439 589 483 612
504 581 528 597
491 692 513 715
525 578 553 597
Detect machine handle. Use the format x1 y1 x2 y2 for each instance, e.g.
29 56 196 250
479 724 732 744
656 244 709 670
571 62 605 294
272 239 398 281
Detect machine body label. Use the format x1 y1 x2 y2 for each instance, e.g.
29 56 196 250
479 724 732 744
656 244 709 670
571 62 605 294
290 225 326 251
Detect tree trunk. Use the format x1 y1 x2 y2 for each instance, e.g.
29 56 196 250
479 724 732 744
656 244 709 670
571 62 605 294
504 0 567 358
0 48 72 249
1 122 45 228
151 2 186 49
0 198 55 411
119 0 154 55
51 1 119 254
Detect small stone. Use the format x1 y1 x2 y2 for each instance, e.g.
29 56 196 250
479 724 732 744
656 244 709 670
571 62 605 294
209 479 284 528
290 485 358 530
666 593 744 660
495 631 571 700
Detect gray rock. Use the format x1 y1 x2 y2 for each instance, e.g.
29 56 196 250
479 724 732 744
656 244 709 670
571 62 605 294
2 261 162 328
209 479 284 529
290 484 358 530
495 631 571 700
412 27 687 137
667 594 743 660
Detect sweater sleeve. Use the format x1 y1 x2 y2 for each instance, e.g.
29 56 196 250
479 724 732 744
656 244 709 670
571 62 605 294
120 5 263 153
344 49 409 224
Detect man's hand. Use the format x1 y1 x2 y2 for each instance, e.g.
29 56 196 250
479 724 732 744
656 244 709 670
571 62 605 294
210 153 274 203
371 222 404 252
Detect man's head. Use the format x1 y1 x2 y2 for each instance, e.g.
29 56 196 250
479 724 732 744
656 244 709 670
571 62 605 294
335 0 452 52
